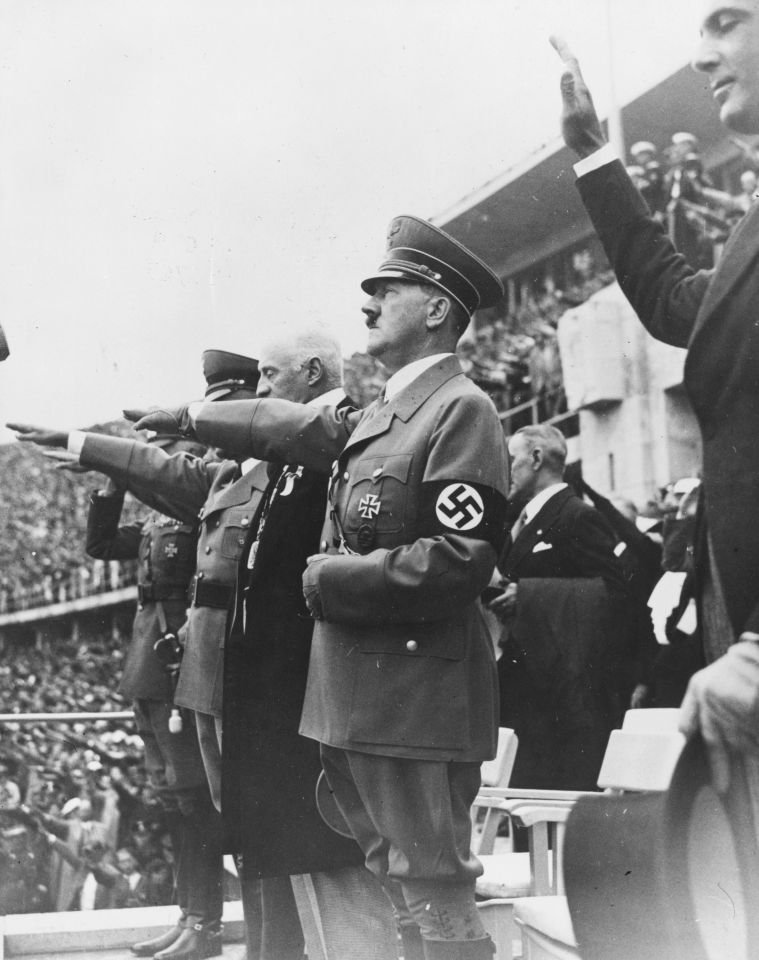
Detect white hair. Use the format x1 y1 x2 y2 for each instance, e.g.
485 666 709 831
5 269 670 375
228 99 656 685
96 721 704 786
259 320 344 388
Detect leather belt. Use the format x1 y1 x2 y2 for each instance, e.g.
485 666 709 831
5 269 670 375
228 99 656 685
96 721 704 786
187 576 235 610
137 584 188 605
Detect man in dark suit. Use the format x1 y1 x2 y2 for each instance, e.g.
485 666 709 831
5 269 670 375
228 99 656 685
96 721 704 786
491 424 628 788
132 216 510 960
224 323 397 960
551 3 759 791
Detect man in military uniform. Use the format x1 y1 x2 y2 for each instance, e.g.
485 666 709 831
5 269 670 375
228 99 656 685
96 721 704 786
223 323 398 960
84 434 226 960
19 427 222 958
133 217 511 960
8 351 303 960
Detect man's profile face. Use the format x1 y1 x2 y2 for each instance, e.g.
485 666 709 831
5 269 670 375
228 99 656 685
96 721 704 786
693 1 759 133
257 344 311 403
507 434 538 504
362 279 431 370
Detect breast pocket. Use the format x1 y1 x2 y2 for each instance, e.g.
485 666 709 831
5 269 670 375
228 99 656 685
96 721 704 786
344 454 412 535
221 525 247 560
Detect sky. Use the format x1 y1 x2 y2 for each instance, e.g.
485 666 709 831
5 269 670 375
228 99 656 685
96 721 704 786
0 0 702 441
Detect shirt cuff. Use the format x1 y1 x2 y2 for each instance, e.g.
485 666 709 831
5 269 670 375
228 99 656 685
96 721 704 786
573 143 618 179
68 430 87 457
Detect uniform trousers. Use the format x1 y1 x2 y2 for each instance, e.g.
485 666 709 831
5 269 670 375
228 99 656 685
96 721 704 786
133 699 223 922
320 745 488 943
195 710 223 811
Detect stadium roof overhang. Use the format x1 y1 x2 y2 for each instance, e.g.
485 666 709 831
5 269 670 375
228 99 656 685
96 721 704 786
434 66 733 281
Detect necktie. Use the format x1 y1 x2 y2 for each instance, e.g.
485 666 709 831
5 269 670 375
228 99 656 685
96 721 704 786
510 508 529 542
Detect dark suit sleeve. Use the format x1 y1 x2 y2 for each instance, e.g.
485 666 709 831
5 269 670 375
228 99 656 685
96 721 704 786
577 160 712 348
310 392 509 624
79 434 213 524
564 505 628 589
194 399 357 471
85 492 142 561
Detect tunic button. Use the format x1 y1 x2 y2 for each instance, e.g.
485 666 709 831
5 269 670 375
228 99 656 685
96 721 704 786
205 546 211 554
343 472 350 481
320 540 328 552
241 518 249 527
406 640 418 652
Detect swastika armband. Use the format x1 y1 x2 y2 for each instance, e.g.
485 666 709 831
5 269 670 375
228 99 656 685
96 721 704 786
419 480 508 550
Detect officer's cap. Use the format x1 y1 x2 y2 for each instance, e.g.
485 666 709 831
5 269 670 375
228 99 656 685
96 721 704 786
361 215 504 317
630 141 656 158
202 349 260 401
672 132 698 147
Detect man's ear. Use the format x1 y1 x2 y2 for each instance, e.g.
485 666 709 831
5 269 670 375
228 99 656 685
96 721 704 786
531 446 544 471
305 356 324 386
425 295 452 332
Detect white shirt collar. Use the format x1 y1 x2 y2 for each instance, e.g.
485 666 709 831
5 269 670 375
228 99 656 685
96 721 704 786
383 354 453 403
240 458 260 475
524 482 568 524
307 387 346 407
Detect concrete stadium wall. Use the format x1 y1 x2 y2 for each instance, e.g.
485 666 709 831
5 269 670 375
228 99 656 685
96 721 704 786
558 283 702 507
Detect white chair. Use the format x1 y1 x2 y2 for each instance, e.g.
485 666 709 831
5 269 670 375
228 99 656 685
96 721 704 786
474 709 685 959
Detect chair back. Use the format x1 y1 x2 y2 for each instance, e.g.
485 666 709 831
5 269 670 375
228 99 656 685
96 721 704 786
480 727 518 788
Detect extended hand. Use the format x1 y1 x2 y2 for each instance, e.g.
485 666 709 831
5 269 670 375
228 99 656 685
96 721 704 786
123 405 194 437
42 449 91 473
6 423 69 448
679 639 759 793
549 35 607 159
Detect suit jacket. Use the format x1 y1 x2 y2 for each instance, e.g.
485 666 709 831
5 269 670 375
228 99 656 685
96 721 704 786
223 415 366 877
498 488 627 788
80 436 269 715
500 487 626 587
195 355 510 762
85 493 197 702
578 160 759 641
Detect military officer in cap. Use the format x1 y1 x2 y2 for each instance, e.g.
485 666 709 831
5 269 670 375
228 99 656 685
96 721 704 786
133 216 511 960
83 435 228 960
12 423 226 960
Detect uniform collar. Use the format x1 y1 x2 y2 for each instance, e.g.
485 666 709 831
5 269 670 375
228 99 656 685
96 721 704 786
383 353 453 402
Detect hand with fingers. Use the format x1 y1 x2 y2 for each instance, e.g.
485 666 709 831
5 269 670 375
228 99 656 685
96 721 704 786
549 34 607 159
123 405 194 437
679 638 759 794
42 449 91 473
6 422 69 448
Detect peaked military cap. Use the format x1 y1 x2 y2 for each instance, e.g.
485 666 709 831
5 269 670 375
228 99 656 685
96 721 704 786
202 349 260 401
361 215 504 317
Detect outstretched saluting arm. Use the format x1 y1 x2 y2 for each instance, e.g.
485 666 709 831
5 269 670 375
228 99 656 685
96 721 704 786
550 36 709 348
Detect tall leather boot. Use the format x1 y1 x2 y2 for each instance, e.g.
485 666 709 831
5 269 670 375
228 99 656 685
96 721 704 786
177 788 224 940
422 937 496 960
131 915 186 957
154 918 223 960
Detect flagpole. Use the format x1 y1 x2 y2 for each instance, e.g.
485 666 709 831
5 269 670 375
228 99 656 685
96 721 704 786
605 0 626 160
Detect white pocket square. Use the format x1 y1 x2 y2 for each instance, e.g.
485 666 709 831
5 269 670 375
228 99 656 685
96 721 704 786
532 541 553 553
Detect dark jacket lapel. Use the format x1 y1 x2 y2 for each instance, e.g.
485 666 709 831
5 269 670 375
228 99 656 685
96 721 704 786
691 202 759 339
504 487 573 569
